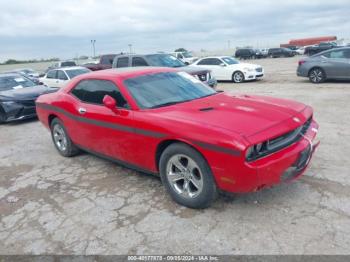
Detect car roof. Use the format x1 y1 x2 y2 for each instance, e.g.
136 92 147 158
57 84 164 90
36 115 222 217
49 66 88 71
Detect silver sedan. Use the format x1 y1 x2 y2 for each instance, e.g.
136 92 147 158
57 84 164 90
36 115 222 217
297 47 350 83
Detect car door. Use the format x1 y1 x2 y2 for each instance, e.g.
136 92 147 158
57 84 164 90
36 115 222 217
69 79 136 162
42 70 57 87
322 49 350 79
196 58 227 80
56 70 69 88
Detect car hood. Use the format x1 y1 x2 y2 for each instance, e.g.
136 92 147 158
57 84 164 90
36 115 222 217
154 92 307 138
0 85 57 101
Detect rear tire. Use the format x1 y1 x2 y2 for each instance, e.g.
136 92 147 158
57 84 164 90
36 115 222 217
308 68 326 84
232 71 245 83
159 143 218 209
50 118 79 157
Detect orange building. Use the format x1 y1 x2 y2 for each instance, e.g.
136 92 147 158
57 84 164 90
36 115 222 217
281 36 337 47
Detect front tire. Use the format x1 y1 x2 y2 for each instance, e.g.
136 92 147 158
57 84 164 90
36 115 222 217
0 108 6 124
50 118 79 157
308 68 326 83
159 143 217 209
232 71 245 83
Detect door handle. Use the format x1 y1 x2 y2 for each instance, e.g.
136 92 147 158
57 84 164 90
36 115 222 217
78 107 86 114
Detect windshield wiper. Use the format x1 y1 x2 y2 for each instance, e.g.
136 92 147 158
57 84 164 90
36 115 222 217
151 101 182 108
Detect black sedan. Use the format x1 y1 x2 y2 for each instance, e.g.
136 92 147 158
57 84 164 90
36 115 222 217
0 73 57 123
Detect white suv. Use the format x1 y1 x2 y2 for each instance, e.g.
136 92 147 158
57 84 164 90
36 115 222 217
172 52 198 65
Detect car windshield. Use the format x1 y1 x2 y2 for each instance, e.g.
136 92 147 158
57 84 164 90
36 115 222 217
61 61 76 67
222 57 239 65
65 69 90 79
0 75 36 91
145 54 186 68
124 72 216 109
182 52 193 58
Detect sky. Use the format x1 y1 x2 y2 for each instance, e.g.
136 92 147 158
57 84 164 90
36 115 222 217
0 0 349 61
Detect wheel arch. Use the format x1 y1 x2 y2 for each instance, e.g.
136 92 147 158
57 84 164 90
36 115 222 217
48 114 59 127
155 138 210 172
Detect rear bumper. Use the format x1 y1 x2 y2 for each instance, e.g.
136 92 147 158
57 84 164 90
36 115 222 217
297 66 308 77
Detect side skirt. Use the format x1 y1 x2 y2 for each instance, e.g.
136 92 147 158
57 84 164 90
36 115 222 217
76 144 159 176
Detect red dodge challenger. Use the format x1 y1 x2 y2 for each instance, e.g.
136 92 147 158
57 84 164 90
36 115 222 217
36 67 319 208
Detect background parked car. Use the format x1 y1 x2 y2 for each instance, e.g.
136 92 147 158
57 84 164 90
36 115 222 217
193 56 264 83
259 48 269 57
4 68 41 85
297 47 350 83
0 73 57 123
83 54 118 71
172 51 198 64
235 48 264 59
40 66 91 88
304 42 338 56
112 53 217 88
268 48 295 58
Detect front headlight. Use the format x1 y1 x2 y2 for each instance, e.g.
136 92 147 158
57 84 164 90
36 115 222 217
244 67 254 72
246 142 266 161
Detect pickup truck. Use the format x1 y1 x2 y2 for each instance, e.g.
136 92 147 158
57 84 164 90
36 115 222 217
82 54 118 71
304 42 338 56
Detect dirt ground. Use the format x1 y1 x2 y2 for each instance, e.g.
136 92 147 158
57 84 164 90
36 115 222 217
1 56 350 255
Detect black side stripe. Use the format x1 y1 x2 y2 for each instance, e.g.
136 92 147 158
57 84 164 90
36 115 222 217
36 102 165 138
192 141 241 157
37 102 241 157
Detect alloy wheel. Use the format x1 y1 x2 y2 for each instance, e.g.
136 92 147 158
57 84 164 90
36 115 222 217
53 124 68 152
166 154 203 199
309 69 324 83
233 72 244 83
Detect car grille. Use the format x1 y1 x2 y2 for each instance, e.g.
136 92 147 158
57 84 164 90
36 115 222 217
247 117 312 161
256 67 263 73
18 100 36 107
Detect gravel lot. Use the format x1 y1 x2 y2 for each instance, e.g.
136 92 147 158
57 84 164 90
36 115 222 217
1 56 350 255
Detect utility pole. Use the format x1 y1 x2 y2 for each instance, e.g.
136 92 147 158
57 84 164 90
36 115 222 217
91 40 96 58
228 40 231 49
128 44 133 54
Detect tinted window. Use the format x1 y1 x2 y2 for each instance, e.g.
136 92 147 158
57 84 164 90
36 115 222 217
132 57 148 67
71 80 128 108
124 72 216 109
145 54 185 67
65 68 90 79
328 50 349 59
222 57 239 65
101 55 116 65
117 57 129 68
57 70 68 80
61 61 76 67
197 58 222 65
47 70 57 79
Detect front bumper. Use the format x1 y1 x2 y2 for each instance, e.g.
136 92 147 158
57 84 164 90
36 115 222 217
206 77 218 88
246 119 319 191
0 101 37 122
209 119 319 194
243 70 264 81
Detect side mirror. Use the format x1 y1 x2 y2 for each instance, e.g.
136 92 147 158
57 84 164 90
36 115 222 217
103 95 118 112
220 63 226 67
